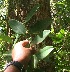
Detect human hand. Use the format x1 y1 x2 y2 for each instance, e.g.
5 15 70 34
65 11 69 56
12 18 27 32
12 40 34 66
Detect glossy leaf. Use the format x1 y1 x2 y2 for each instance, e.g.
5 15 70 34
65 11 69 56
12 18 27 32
31 30 50 45
24 4 40 23
34 46 54 68
0 34 12 43
29 19 52 34
35 46 54 60
9 19 26 34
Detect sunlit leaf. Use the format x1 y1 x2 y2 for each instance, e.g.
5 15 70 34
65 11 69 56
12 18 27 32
9 19 26 34
34 46 54 68
35 46 54 60
0 34 12 43
60 29 65 34
31 30 50 45
24 4 40 23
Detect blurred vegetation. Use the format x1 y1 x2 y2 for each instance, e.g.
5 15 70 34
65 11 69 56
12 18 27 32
0 0 70 72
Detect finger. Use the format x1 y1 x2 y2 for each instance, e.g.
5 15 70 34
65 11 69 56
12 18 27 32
22 40 29 46
29 47 37 54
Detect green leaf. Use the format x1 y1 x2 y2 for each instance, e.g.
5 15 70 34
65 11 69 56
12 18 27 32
24 4 40 23
35 46 54 60
29 19 52 34
9 19 26 34
31 30 50 45
34 46 54 68
0 34 12 43
60 29 65 34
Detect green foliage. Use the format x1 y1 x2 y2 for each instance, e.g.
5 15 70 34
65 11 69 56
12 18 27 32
50 0 70 71
8 8 53 70
31 30 50 45
0 34 12 44
29 19 51 34
8 3 54 72
9 19 26 34
0 2 53 71
0 0 70 72
24 4 40 24
34 46 53 68
35 46 53 60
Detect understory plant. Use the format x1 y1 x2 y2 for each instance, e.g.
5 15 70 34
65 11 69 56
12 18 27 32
9 4 54 71
0 4 54 71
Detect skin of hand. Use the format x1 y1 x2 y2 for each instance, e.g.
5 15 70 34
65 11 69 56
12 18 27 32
12 40 34 67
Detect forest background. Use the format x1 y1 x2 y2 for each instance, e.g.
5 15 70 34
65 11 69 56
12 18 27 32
0 0 70 72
